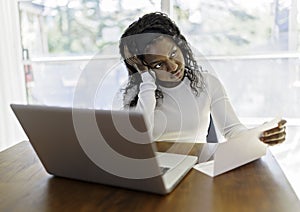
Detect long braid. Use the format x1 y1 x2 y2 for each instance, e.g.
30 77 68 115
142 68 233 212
119 12 204 107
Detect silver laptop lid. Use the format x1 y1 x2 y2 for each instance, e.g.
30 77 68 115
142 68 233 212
11 104 172 193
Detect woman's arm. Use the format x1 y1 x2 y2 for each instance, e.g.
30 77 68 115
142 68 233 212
206 73 286 145
123 45 157 135
205 73 247 139
134 71 157 136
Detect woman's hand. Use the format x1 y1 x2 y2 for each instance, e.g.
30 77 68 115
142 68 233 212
123 45 148 73
259 119 287 146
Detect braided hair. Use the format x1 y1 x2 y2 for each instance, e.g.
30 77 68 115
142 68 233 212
119 12 205 107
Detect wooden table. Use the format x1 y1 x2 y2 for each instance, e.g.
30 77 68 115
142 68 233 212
0 141 299 212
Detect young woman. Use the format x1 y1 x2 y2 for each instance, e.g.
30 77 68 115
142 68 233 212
118 12 286 148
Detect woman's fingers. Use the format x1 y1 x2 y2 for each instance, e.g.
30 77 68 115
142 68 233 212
260 128 286 145
263 125 285 137
123 46 148 73
278 119 287 126
123 46 138 66
260 119 287 145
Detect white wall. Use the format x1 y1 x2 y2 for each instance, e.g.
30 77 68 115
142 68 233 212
0 0 27 151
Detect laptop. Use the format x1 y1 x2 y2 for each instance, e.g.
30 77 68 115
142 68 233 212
194 117 280 177
11 104 197 194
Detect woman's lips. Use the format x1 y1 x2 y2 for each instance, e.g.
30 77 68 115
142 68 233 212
169 67 183 80
175 68 183 78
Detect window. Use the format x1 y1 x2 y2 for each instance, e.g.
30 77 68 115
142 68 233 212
19 0 160 107
173 0 299 55
171 0 300 120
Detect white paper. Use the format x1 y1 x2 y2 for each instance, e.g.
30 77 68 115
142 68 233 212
194 117 281 177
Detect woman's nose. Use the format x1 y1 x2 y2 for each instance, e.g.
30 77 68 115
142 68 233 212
166 60 178 72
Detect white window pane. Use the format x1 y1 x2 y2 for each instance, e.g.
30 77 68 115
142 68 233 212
173 0 295 55
20 0 161 57
19 0 161 107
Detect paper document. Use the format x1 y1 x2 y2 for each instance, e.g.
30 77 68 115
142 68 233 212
194 117 281 177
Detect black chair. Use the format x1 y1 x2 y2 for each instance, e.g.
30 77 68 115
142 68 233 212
206 115 218 143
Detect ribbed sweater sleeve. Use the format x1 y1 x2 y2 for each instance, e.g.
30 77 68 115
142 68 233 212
134 71 157 137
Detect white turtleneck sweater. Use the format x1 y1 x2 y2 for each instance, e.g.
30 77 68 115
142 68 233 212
133 71 247 143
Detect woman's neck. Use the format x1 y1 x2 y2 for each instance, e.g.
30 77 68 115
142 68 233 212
157 80 181 88
156 75 185 88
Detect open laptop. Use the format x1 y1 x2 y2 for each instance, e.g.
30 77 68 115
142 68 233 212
11 104 197 195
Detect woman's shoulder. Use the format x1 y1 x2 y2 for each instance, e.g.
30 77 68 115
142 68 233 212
201 72 223 87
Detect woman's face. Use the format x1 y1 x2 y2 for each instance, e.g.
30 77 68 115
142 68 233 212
143 36 185 83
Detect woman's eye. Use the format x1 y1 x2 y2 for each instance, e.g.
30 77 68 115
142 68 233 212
154 63 163 69
170 52 176 58
170 49 177 58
